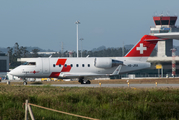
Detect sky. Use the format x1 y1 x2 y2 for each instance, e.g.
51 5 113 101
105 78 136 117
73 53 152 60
0 0 179 52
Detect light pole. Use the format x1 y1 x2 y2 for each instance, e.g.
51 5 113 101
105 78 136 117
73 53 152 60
75 20 80 58
80 38 84 57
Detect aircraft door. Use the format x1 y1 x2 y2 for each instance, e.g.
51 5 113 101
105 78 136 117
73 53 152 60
42 58 50 74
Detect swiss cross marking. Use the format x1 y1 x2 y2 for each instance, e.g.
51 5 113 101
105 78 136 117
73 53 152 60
33 70 37 74
136 43 147 54
29 70 39 74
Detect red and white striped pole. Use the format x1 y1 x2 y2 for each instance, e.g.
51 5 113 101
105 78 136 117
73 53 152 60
171 48 176 77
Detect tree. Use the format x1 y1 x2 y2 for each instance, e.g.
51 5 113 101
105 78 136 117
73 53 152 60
32 49 40 57
20 46 29 57
14 42 22 58
7 47 13 64
7 45 21 68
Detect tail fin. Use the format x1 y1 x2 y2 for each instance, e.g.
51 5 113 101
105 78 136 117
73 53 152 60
124 35 160 60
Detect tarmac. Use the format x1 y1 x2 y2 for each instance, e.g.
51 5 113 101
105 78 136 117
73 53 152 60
1 79 179 88
50 84 179 88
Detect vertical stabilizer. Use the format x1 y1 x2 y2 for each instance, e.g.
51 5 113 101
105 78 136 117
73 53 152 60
124 35 159 61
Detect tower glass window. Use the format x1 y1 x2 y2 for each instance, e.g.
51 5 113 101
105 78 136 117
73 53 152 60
170 20 176 25
161 20 169 25
155 20 161 25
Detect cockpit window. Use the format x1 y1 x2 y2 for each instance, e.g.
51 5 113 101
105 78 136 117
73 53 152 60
28 62 36 65
23 62 28 65
23 62 36 65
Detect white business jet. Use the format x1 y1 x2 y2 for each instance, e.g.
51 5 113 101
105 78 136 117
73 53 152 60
9 35 160 84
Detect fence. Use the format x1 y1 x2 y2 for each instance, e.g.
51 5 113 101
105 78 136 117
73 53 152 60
24 100 100 120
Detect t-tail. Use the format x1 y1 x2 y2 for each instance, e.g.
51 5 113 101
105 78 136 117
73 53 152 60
124 35 161 61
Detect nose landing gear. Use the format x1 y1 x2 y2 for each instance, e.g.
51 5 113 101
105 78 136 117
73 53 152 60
23 78 27 85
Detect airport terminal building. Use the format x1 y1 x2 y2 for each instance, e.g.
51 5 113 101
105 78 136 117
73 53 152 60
0 53 9 79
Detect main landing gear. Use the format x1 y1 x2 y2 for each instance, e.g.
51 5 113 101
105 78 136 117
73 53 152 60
78 78 91 84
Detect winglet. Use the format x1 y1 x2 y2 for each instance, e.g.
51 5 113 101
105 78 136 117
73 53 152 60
111 65 122 75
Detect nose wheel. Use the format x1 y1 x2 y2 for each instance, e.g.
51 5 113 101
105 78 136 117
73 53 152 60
23 81 27 85
23 78 27 85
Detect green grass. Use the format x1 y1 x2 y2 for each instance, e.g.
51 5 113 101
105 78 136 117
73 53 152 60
0 86 179 120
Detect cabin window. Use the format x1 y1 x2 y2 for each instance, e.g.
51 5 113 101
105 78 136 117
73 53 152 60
59 64 61 67
65 64 67 67
88 64 90 67
82 64 85 67
71 64 73 67
53 64 55 67
76 64 79 67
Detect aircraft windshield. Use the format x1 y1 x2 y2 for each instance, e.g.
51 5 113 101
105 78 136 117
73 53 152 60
23 62 36 65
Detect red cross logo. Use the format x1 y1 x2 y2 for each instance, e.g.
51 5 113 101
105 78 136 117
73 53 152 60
33 70 37 74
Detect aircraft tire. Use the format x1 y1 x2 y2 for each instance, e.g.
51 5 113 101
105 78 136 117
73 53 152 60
86 80 91 84
81 81 84 84
78 79 84 84
23 82 27 85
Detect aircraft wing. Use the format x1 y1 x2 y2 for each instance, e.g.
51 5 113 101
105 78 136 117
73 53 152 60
59 65 123 79
111 65 122 75
59 73 111 78
153 32 179 40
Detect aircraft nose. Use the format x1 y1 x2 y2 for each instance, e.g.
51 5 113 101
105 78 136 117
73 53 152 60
9 69 16 75
9 68 20 76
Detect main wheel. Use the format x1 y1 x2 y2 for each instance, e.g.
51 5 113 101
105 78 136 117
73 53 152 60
86 80 91 84
78 79 84 84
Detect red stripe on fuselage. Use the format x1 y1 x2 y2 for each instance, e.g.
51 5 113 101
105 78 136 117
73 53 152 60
56 59 67 65
49 59 72 78
49 72 61 78
61 65 71 72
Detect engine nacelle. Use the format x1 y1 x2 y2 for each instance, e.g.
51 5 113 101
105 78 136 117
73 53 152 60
94 58 112 68
94 58 123 69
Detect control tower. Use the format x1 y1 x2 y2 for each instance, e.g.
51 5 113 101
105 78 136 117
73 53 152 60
150 16 179 57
